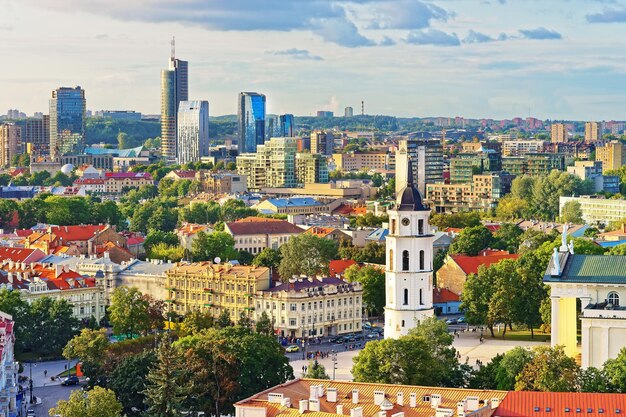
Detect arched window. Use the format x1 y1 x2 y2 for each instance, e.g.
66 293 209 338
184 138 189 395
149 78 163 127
401 320 405 327
608 291 620 306
389 249 394 272
419 250 425 270
402 250 409 271
419 289 423 305
403 288 409 305
418 219 424 235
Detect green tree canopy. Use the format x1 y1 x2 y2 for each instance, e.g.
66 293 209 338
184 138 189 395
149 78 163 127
448 225 493 256
278 234 338 280
305 360 330 379
514 346 580 392
344 265 385 315
109 287 150 338
50 386 123 417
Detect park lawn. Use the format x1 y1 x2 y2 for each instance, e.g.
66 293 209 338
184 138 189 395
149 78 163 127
57 366 77 378
487 328 551 342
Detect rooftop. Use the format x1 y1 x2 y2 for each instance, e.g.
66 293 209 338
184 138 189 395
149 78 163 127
265 197 324 208
495 391 626 417
544 254 626 284
105 172 153 180
450 252 520 276
265 276 356 293
226 218 304 236
166 262 269 278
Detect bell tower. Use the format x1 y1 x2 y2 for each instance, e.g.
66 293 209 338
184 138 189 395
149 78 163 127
384 158 434 339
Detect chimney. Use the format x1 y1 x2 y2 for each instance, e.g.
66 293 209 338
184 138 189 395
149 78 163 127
431 394 442 409
281 398 291 408
352 390 359 404
299 400 308 414
396 393 404 406
457 401 466 415
465 396 479 412
309 399 320 412
317 385 324 398
336 405 343 415
491 398 501 409
327 388 338 403
309 386 319 401
409 394 417 408
350 408 363 417
374 391 385 406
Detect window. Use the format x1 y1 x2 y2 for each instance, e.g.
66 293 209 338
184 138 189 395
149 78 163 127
391 219 397 234
290 303 297 311
419 289 423 305
418 219 424 235
608 291 620 306
403 289 409 305
402 250 409 271
389 249 394 271
289 319 296 326
419 250 425 270
401 320 405 327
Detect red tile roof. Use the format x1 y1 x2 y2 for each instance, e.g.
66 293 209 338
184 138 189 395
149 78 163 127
329 259 357 276
126 236 145 246
450 253 520 276
105 172 153 180
226 219 303 236
495 391 626 417
0 247 46 263
485 224 501 233
50 225 108 241
74 178 105 185
433 287 460 303
306 226 335 237
444 227 463 233
170 170 197 179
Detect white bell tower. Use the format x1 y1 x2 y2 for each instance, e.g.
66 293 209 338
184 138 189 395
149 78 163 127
384 159 434 339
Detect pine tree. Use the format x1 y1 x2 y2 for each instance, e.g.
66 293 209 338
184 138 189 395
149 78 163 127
143 337 188 417
305 360 330 379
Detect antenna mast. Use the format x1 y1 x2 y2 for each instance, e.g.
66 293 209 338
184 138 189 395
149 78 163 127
171 36 175 59
361 100 364 116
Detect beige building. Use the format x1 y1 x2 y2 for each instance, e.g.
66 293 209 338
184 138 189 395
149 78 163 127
551 123 568 143
225 217 304 254
311 130 333 156
0 123 21 167
255 276 363 338
295 153 328 185
261 182 376 199
332 152 392 172
585 121 601 142
104 172 154 193
164 262 270 321
502 140 545 156
426 173 507 213
254 197 330 215
560 195 626 224
596 140 625 172
196 171 247 194
236 137 297 190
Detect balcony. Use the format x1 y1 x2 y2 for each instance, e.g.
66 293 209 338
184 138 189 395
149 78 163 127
204 303 214 307
203 288 214 293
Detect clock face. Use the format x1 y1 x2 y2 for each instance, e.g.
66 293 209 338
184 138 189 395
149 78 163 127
401 217 410 226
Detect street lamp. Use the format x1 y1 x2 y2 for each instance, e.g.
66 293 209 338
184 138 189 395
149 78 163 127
331 350 337 380
28 361 36 404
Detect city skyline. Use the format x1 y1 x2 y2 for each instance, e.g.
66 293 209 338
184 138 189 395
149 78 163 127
2 0 626 119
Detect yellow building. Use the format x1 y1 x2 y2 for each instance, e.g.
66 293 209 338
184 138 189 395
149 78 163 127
0 123 21 167
332 152 392 172
236 137 298 191
164 262 270 322
584 121 601 142
295 153 328 185
596 140 625 172
551 123 567 143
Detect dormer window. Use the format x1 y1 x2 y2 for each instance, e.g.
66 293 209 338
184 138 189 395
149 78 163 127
608 292 620 306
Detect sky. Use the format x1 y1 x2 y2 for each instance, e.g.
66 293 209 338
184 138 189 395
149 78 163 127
2 0 626 120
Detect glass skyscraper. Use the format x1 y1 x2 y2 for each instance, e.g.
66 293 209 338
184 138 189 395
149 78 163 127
177 100 209 165
49 86 85 157
161 46 188 162
280 114 295 137
238 92 266 154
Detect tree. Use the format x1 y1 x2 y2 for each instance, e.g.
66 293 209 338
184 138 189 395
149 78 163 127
144 230 179 251
492 223 523 253
180 310 214 336
344 265 385 315
607 243 626 255
255 311 274 336
494 347 535 390
63 329 110 380
278 234 338 280
253 248 282 269
29 297 80 355
109 287 150 338
430 212 481 230
220 199 258 222
144 337 189 417
148 243 185 262
192 231 238 262
560 200 583 223
50 386 123 417
469 354 503 389
496 195 528 220
216 310 233 328
515 346 580 392
578 367 610 393
448 226 493 256
0 289 30 352
109 351 156 416
305 360 329 379
602 347 626 392
0 200 17 228
513 252 548 337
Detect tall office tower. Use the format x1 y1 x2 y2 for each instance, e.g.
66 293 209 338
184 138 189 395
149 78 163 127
24 116 50 155
396 139 444 197
551 123 568 143
161 38 189 162
265 115 281 140
596 140 626 173
585 122 601 143
280 114 295 137
344 106 354 117
238 92 266 154
0 123 21 167
49 86 86 157
310 130 333 156
177 101 209 165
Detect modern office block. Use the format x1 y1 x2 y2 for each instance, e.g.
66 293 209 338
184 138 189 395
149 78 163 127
49 86 86 157
160 40 188 162
177 100 209 165
238 92 266 154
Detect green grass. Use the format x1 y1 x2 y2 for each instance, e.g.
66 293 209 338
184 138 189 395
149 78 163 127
486 328 551 342
56 366 77 378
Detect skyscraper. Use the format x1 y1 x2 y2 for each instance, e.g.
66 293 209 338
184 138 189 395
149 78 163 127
161 38 188 162
49 86 86 157
238 92 266 154
551 123 568 143
265 115 281 140
396 139 444 197
344 107 354 117
280 114 295 137
0 123 21 167
177 100 209 165
585 121 601 143
310 130 333 156
24 116 50 155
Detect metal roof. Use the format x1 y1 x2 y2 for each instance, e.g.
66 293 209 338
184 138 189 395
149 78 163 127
544 254 626 284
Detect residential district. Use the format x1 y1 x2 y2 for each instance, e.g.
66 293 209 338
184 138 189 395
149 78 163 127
2 42 626 417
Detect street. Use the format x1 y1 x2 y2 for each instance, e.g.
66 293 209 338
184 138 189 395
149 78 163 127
26 385 79 417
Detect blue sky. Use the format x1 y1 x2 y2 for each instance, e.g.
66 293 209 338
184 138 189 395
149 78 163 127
2 0 626 120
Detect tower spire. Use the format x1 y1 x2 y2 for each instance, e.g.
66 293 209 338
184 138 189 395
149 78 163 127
171 36 175 60
406 156 413 187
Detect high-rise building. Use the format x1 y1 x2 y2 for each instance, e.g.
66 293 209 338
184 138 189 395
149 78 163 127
395 138 444 197
49 86 86 157
344 106 354 117
161 39 188 162
265 115 281 140
310 130 333 156
584 121 601 142
449 150 502 184
0 123 21 167
316 111 334 118
551 123 568 143
596 140 626 173
385 160 434 339
23 116 50 155
280 114 295 137
295 152 328 185
238 92 266 154
236 137 298 190
177 100 209 165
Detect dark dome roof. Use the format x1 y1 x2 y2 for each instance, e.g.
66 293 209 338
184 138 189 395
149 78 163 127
396 156 429 211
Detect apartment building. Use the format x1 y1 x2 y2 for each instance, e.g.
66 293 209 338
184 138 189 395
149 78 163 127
551 123 568 143
255 276 363 338
195 171 248 194
596 140 625 172
225 217 304 254
501 153 565 176
396 138 444 196
104 172 154 193
0 123 21 167
295 153 329 185
310 130 333 156
164 262 270 321
236 137 298 190
449 150 501 184
585 121 601 142
332 152 393 172
502 139 545 156
426 173 510 213
567 161 620 193
560 196 626 225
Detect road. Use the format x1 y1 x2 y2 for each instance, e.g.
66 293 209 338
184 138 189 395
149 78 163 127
21 385 78 417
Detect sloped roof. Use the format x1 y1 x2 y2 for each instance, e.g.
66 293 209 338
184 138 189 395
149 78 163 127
544 254 626 284
226 219 303 236
495 391 626 417
50 225 108 241
433 287 460 303
306 227 336 238
366 228 388 242
450 253 519 276
0 247 46 263
170 170 197 178
105 172 153 180
264 197 323 208
329 259 357 276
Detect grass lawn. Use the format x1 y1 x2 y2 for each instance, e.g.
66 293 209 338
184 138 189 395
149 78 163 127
57 366 77 378
486 328 551 342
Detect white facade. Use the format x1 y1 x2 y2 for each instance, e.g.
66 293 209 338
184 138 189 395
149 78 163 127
177 100 209 165
385 167 435 339
559 196 626 224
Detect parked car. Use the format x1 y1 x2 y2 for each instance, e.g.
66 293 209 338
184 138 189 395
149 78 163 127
457 317 466 324
445 318 458 325
285 345 299 353
62 376 80 386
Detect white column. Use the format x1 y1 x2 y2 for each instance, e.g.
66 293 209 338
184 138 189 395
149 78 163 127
580 296 592 369
551 296 560 347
